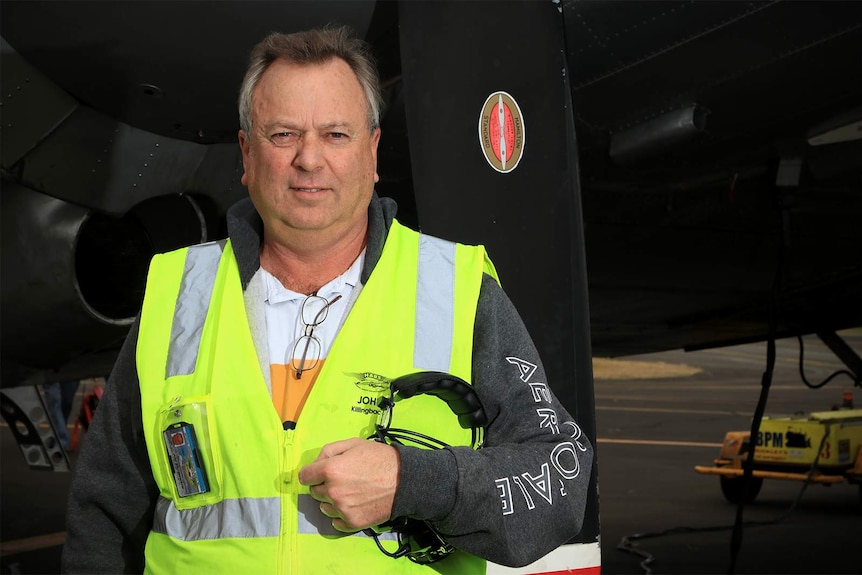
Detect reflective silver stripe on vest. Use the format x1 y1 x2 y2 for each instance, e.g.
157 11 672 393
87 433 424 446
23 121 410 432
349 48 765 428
414 235 456 372
153 496 280 541
296 494 398 540
166 241 226 377
153 494 398 542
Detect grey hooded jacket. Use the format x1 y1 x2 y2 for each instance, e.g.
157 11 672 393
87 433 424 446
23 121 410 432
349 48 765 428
62 194 594 573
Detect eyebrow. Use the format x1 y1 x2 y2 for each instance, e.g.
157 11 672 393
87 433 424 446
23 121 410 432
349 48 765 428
262 121 356 133
317 122 356 133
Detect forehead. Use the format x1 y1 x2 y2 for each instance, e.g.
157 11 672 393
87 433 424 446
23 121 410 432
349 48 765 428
252 57 368 124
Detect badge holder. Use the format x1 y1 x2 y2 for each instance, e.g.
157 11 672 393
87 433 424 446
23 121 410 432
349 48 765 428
163 421 210 497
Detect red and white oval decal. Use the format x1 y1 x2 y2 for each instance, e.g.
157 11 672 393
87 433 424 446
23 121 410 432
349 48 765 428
478 91 525 173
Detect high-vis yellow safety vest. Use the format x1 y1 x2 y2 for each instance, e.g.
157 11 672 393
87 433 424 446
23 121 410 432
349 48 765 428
137 220 499 575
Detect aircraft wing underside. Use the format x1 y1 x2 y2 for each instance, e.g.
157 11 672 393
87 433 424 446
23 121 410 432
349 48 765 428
1 0 860 379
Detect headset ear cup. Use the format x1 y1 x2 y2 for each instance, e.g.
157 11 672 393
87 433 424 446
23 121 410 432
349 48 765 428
389 371 488 429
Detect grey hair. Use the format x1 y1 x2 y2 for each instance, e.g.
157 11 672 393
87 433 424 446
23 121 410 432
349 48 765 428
238 26 382 135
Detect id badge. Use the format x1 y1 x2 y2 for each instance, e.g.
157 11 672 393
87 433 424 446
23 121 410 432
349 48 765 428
163 422 210 497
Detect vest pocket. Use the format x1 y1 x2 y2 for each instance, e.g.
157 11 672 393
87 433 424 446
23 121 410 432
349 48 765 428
157 395 223 509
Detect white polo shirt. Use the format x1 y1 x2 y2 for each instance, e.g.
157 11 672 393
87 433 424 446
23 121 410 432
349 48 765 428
261 250 365 428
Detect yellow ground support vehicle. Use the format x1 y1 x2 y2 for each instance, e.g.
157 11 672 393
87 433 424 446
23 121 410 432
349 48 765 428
695 405 862 505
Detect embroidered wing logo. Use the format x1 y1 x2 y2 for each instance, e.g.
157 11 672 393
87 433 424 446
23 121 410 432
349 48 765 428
346 372 391 393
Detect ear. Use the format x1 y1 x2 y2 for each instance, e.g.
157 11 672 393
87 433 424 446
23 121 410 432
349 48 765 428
238 129 251 186
370 127 381 183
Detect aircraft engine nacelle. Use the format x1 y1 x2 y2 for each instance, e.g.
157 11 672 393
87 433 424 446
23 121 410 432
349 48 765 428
1 182 208 386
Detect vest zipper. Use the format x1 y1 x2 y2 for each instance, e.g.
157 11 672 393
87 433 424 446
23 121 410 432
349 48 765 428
279 427 297 574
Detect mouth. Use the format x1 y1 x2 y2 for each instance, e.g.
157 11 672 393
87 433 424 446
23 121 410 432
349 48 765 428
291 186 329 194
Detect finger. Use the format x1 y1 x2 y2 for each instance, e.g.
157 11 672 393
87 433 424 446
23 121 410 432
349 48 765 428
319 501 339 519
299 438 367 485
331 517 360 534
307 483 330 503
316 437 366 460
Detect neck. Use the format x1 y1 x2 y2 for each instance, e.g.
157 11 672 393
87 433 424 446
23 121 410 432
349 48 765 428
260 225 367 295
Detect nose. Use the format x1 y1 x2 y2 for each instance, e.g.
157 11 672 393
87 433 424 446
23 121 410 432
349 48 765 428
293 133 324 172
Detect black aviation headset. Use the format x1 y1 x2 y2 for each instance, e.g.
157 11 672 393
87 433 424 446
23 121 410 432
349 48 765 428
364 371 488 564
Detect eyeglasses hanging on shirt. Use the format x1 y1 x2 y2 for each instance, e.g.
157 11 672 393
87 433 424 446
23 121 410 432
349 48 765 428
292 294 343 379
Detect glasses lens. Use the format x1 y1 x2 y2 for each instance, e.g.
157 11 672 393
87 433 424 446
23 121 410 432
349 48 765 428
291 335 321 374
301 296 330 327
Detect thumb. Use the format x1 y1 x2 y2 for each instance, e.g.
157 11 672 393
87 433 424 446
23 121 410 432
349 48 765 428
298 438 364 485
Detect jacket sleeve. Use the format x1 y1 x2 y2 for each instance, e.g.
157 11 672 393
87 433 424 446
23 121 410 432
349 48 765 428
62 319 158 574
391 274 594 567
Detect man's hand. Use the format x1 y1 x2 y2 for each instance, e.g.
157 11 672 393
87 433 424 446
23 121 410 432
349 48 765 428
298 438 400 532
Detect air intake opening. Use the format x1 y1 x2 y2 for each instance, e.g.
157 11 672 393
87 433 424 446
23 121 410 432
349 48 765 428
75 194 208 321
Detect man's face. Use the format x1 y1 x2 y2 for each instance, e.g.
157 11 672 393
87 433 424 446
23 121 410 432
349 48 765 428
239 58 380 246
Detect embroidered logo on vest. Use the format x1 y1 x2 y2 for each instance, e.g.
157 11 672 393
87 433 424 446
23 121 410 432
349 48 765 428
346 371 391 393
346 371 390 416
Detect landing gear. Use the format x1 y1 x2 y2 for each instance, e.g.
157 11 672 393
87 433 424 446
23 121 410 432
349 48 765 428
0 387 71 471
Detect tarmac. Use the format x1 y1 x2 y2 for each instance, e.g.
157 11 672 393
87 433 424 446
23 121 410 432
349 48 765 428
2 332 859 574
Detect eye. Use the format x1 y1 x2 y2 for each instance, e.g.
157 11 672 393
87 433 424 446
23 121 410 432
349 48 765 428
270 132 298 144
328 132 348 141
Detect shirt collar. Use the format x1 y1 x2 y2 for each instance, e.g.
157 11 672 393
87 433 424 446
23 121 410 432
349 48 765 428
263 248 365 305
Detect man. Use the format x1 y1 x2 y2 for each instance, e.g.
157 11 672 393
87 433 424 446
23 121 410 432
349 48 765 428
42 380 80 451
63 27 593 574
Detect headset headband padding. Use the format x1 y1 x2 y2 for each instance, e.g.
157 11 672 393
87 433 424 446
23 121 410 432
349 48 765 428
389 371 488 429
